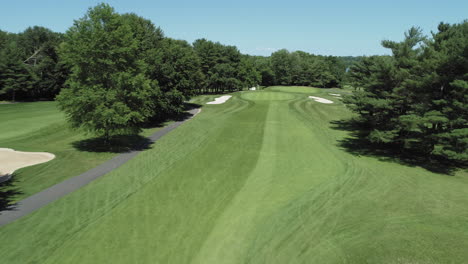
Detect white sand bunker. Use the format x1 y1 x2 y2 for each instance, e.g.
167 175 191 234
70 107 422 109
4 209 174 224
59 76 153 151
329 93 341 96
206 95 232 105
0 148 55 177
308 96 333 104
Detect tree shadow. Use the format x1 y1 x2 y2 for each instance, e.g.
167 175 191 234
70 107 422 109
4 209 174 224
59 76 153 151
73 102 202 153
142 102 202 128
171 102 202 122
0 174 23 211
330 119 464 175
72 134 152 153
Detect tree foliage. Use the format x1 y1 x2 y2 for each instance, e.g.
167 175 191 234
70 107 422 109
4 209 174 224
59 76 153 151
0 26 66 100
193 38 260 93
56 4 162 138
268 49 346 87
344 21 468 162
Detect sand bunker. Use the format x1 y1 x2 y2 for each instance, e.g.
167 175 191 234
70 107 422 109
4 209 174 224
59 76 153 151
0 148 55 177
308 96 333 104
206 95 232 105
329 93 341 96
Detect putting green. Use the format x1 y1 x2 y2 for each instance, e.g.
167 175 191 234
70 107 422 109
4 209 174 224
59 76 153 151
1 88 467 264
268 86 321 94
241 91 295 101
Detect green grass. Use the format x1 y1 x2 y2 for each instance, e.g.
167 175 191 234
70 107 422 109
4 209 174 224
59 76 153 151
0 102 163 200
268 85 321 94
0 102 64 141
1 88 467 263
240 91 295 101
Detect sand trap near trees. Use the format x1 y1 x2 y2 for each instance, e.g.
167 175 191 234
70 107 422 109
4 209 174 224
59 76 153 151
0 148 55 177
308 96 333 104
206 95 232 105
329 93 341 96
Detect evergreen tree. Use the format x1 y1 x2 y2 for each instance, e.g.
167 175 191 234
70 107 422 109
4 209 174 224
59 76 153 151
345 21 468 162
0 39 36 100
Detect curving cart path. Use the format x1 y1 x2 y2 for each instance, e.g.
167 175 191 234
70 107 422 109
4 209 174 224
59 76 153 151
0 108 200 227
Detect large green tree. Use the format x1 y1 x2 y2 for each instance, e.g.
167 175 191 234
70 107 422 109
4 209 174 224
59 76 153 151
57 4 161 139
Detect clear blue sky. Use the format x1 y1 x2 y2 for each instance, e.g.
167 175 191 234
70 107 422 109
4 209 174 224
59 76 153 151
1 0 467 56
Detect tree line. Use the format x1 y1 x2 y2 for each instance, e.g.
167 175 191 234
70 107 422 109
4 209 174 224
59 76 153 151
0 3 349 139
0 4 350 103
344 21 467 162
256 49 347 88
0 26 68 101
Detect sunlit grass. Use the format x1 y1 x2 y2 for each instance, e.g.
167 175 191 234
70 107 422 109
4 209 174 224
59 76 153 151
1 88 467 263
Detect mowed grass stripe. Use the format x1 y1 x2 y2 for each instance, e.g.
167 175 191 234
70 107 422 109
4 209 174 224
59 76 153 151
193 98 342 263
42 95 268 264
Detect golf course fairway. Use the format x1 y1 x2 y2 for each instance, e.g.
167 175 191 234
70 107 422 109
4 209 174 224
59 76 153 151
1 87 467 263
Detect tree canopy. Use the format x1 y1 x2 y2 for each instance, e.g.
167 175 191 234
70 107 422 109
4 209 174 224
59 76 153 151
344 21 468 162
1 3 352 103
56 4 162 138
267 49 346 88
0 26 66 100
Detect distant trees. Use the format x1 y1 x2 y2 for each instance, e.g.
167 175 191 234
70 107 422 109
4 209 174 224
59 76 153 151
270 49 295 85
238 55 261 89
252 55 275 86
0 38 35 101
0 26 66 101
193 38 260 93
344 21 468 162
268 49 346 87
152 38 204 97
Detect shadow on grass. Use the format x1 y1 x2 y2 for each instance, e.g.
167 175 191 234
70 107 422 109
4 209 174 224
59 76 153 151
72 135 153 153
0 174 23 211
330 119 464 175
73 102 202 153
